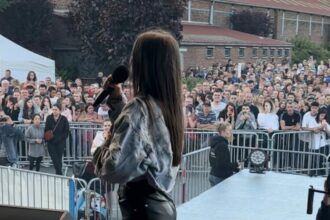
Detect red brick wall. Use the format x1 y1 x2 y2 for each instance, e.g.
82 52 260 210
181 45 290 70
187 0 330 44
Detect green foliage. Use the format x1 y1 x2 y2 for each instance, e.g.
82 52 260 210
57 66 79 82
182 77 204 91
230 10 272 37
291 37 330 64
0 0 53 55
70 0 187 67
0 0 12 12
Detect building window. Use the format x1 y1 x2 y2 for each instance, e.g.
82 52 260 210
225 48 231 58
284 49 290 57
252 48 258 58
270 49 275 57
263 48 268 57
207 47 214 58
239 48 245 58
277 49 283 57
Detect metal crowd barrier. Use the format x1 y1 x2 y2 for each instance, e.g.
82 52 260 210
0 165 88 219
14 123 102 165
11 125 330 177
269 130 330 176
81 147 211 220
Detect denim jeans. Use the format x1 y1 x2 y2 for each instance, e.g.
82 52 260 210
0 124 21 164
209 174 224 187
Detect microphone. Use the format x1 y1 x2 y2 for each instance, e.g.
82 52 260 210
307 187 314 214
93 65 129 107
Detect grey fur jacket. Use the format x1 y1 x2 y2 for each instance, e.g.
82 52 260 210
100 96 179 193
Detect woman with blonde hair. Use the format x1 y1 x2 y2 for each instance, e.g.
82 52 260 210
96 30 183 219
209 122 240 186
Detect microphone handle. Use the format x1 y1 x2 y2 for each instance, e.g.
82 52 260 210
93 87 114 107
307 188 314 214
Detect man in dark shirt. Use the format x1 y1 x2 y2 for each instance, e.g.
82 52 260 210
279 102 302 169
280 102 301 131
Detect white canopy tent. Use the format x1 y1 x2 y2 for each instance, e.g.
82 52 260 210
0 35 55 82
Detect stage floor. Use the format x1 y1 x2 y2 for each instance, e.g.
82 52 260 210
177 170 325 220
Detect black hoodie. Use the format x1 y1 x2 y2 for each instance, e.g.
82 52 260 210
209 135 239 179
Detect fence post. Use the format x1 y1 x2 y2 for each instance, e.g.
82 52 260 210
181 157 187 204
68 178 76 219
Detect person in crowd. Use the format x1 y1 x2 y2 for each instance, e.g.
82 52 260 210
185 104 197 129
96 30 183 219
40 96 52 121
59 97 73 122
211 89 226 117
209 122 240 186
1 69 14 83
48 86 58 106
315 108 330 156
0 112 22 167
237 92 259 118
18 98 38 124
235 104 257 130
277 100 287 118
73 92 86 110
78 103 103 123
44 104 70 175
90 120 112 155
25 114 45 171
196 100 217 129
25 71 37 86
97 101 110 121
1 79 13 97
316 174 330 220
38 84 48 98
218 102 237 127
4 96 19 121
72 105 83 122
257 100 279 133
280 102 301 131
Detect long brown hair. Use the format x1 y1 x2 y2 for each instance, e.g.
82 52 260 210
130 29 183 166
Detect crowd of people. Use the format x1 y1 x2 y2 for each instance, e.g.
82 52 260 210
0 56 330 172
182 58 330 155
0 69 118 172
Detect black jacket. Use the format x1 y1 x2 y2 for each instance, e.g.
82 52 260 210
316 201 330 220
209 135 239 179
45 114 70 144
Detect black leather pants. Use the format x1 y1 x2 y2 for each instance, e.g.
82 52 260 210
118 180 176 220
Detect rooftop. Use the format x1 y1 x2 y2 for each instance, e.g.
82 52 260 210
182 23 292 47
219 0 330 17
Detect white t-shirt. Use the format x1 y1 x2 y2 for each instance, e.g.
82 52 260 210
257 113 279 130
97 107 109 120
302 112 321 150
211 101 226 118
91 131 104 155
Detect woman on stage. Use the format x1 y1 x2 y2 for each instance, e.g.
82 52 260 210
98 30 183 219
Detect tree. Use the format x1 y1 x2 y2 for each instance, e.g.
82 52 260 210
291 37 330 64
70 0 187 69
0 0 53 56
230 10 272 37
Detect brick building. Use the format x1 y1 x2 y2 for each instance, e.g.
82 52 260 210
181 23 292 70
183 0 330 44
